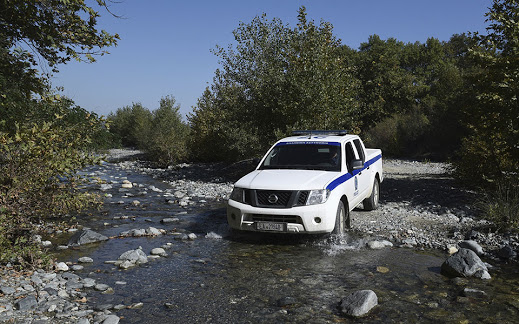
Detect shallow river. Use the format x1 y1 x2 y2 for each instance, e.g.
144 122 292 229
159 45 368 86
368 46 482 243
53 162 519 323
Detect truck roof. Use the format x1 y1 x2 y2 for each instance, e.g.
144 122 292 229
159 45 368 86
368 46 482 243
278 131 358 144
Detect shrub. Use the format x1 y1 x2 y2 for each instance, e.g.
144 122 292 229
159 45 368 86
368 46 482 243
0 106 102 267
363 108 430 157
146 96 190 166
478 180 519 232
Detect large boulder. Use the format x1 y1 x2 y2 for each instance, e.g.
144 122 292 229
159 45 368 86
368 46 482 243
68 229 109 246
339 290 378 317
441 248 490 279
458 240 484 256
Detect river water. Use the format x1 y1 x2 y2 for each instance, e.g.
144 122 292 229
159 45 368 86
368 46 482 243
53 162 519 323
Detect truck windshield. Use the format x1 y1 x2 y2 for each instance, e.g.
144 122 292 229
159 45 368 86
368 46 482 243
259 143 341 171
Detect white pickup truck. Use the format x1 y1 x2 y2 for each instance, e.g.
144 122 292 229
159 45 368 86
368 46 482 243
227 131 383 234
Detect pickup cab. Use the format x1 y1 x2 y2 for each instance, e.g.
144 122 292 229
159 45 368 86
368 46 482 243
227 131 383 234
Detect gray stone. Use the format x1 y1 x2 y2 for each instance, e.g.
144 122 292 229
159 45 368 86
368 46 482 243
462 288 487 298
76 318 90 324
458 240 484 256
15 295 38 310
150 248 167 257
498 245 517 259
118 248 148 264
78 257 94 263
441 248 488 278
146 227 162 236
82 278 96 288
339 290 378 317
55 262 69 271
101 315 120 324
161 218 180 224
94 284 110 291
0 286 15 295
68 229 109 246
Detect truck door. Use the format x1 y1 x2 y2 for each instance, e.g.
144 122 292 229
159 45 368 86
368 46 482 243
345 141 364 207
352 139 371 202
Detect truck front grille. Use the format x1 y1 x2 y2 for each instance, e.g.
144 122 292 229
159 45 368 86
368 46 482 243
248 190 309 208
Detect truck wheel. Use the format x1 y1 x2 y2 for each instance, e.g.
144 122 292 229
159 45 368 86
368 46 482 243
363 178 380 211
332 200 350 234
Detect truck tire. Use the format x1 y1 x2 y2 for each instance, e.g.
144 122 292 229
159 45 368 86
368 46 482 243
363 178 379 211
332 200 350 234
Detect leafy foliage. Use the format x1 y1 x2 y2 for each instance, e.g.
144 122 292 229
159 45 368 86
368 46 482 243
189 7 359 161
109 96 190 165
453 0 519 186
0 98 104 267
0 0 118 266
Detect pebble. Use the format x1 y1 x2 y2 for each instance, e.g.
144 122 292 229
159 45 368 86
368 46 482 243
0 266 113 323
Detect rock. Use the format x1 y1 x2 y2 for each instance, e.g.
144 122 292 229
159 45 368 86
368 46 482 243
78 257 94 263
121 180 132 189
128 302 144 309
0 286 15 295
188 233 197 240
458 240 484 256
68 229 109 246
151 248 167 257
447 245 458 255
100 184 112 191
402 237 417 247
339 290 378 317
101 315 120 324
41 240 52 248
15 295 38 311
161 218 180 224
95 284 110 291
71 265 84 271
367 240 393 249
55 262 69 271
462 288 487 298
498 245 517 259
441 248 489 278
118 247 148 267
465 230 483 240
146 227 162 236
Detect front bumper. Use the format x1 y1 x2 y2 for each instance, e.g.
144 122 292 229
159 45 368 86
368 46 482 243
227 199 337 234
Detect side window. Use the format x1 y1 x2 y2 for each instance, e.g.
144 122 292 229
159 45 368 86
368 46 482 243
345 142 355 173
353 139 365 163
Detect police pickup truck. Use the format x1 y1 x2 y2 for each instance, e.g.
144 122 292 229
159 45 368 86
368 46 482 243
227 131 383 234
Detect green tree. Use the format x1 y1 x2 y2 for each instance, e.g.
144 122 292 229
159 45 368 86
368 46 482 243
147 96 190 166
189 7 359 161
454 0 519 186
108 103 153 148
0 0 118 267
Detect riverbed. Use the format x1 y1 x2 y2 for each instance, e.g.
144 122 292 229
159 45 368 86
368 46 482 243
46 159 519 323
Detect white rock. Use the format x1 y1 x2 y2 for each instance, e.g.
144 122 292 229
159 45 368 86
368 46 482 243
55 262 69 271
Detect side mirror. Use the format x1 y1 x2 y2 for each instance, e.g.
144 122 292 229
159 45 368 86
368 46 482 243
351 159 364 170
252 157 261 166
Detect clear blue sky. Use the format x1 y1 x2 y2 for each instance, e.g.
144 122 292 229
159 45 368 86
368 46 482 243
53 0 492 119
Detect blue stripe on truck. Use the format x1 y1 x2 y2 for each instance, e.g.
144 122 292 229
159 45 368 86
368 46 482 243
326 154 382 191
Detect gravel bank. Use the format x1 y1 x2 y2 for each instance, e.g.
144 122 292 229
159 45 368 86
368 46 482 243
114 155 517 253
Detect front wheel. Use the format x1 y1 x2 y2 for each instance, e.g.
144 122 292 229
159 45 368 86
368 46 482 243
332 200 350 234
363 178 380 211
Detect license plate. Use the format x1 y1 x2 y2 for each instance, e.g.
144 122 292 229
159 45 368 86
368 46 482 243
256 222 284 232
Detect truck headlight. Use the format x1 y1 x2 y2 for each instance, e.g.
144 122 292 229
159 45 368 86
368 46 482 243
230 187 245 203
306 189 330 205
